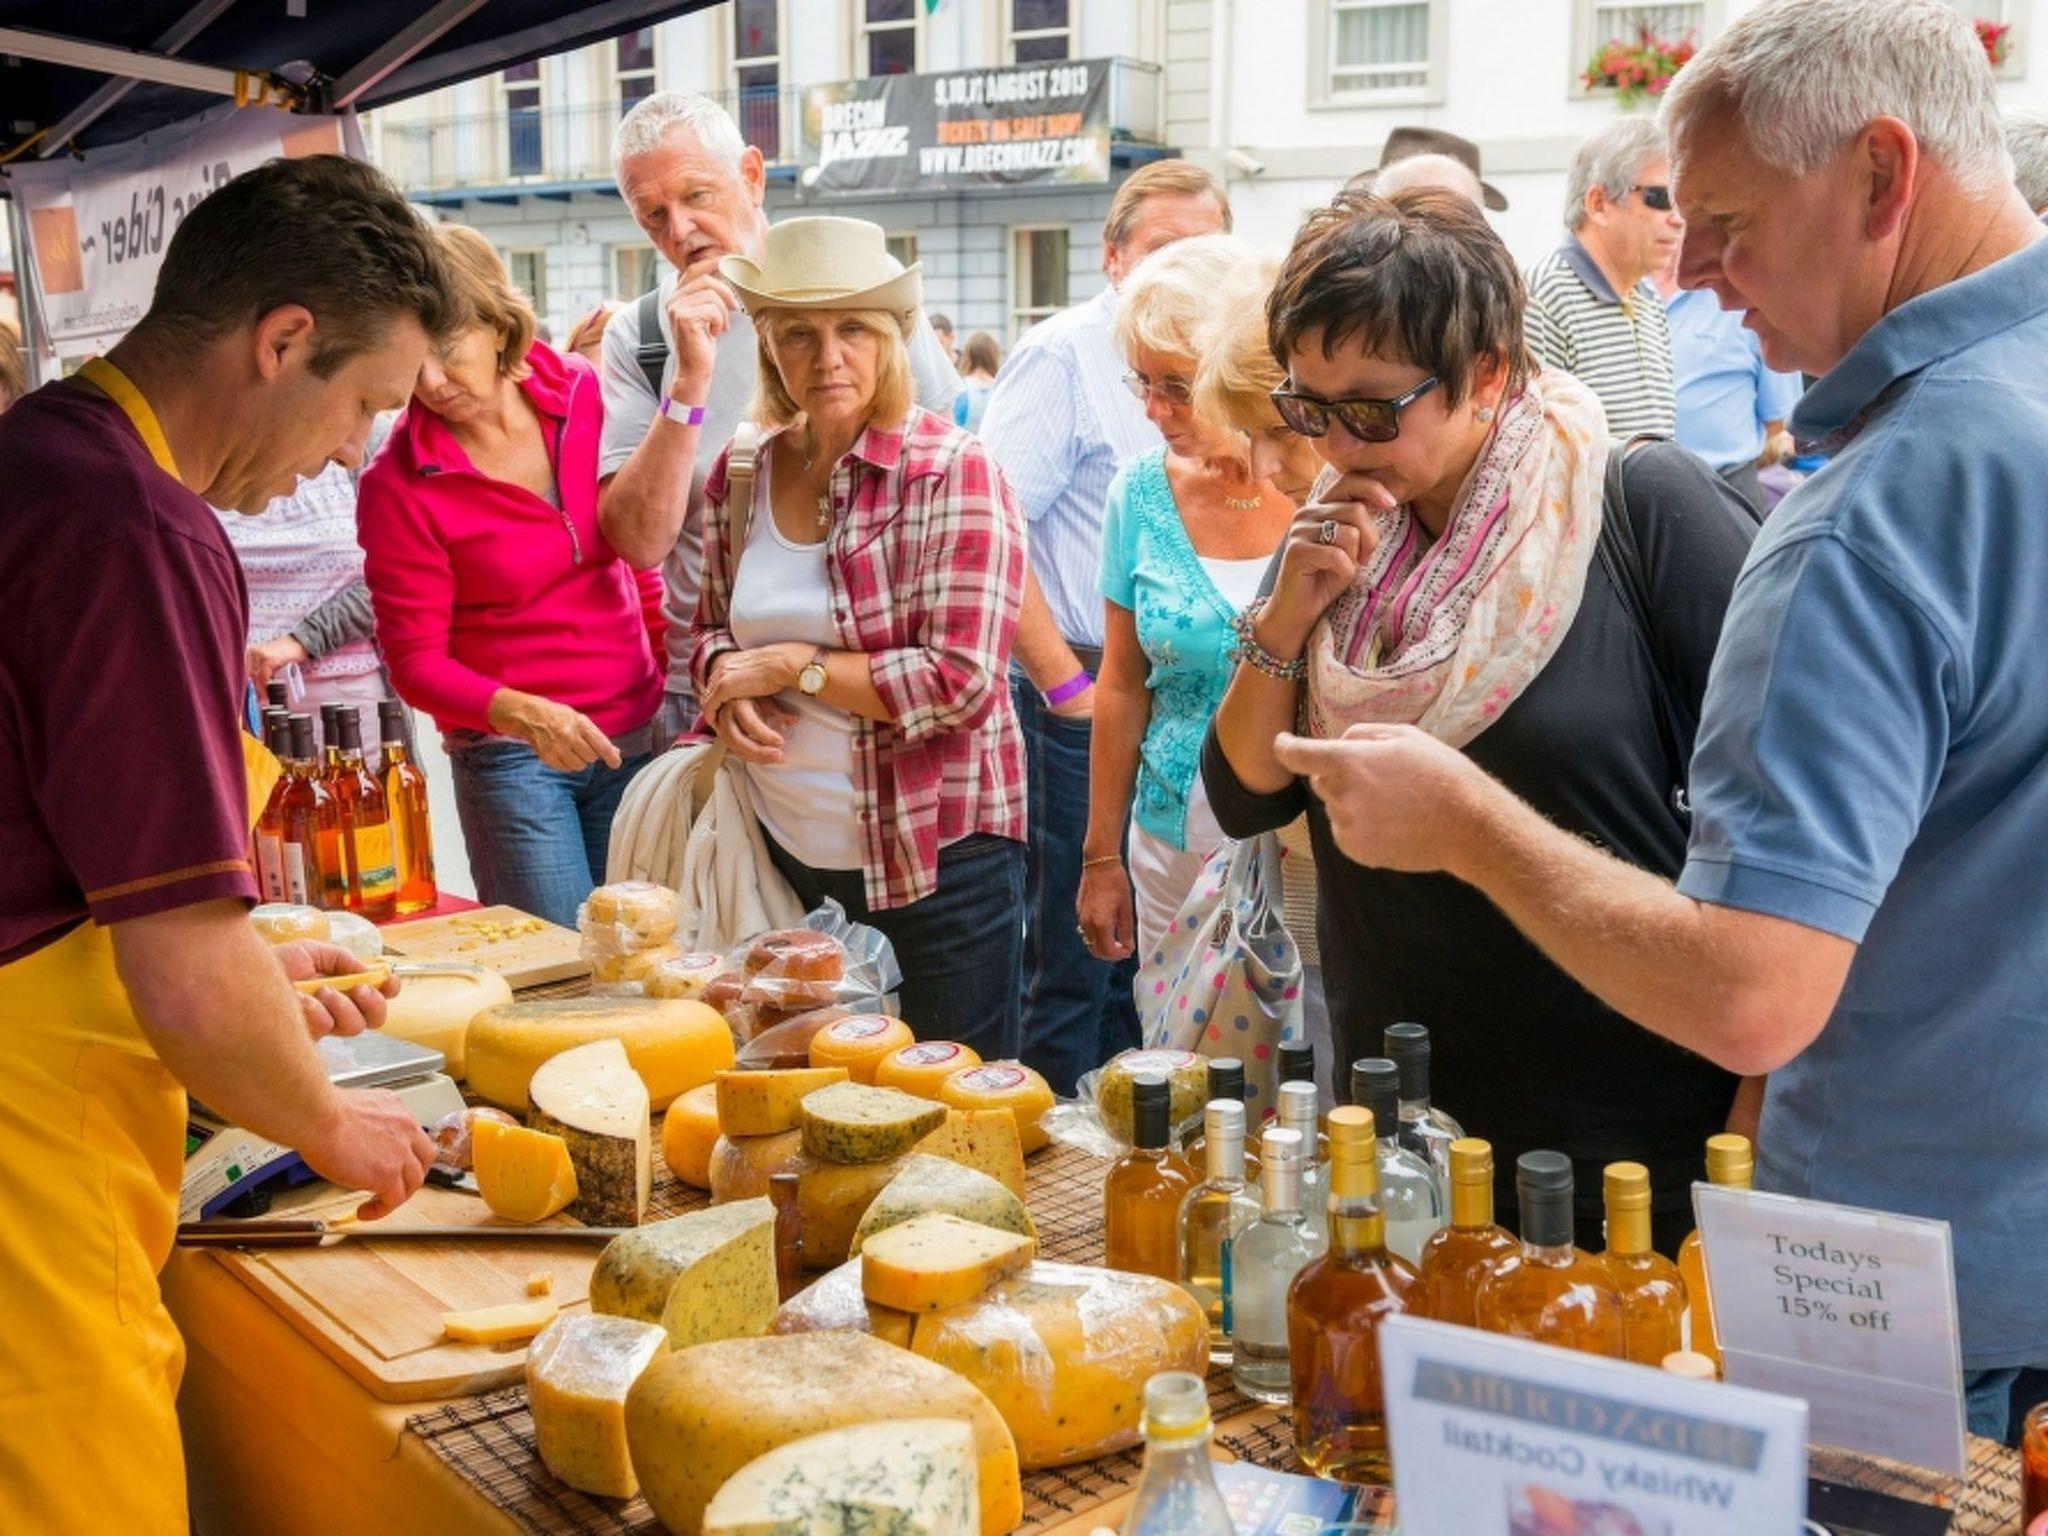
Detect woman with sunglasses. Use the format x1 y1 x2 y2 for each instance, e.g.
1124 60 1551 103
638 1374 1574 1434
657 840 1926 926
1203 188 1759 1251
1076 234 1294 972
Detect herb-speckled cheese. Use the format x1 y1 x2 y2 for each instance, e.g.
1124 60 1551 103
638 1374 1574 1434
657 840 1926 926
800 1083 947 1164
850 1155 1035 1255
717 1067 850 1136
914 1111 1027 1201
703 1419 978 1536
590 1197 777 1346
526 1313 670 1499
859 1213 1035 1312
527 1038 650 1226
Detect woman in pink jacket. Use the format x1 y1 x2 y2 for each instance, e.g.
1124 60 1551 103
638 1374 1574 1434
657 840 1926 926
359 226 664 925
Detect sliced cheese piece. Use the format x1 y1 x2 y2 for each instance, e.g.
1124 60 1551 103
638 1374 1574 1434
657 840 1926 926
590 1198 778 1347
874 1041 982 1099
934 1063 1054 1155
708 1131 808 1202
466 995 734 1111
441 1295 559 1344
704 1419 977 1536
807 1014 916 1084
800 1082 947 1164
381 964 513 1077
909 1261 1210 1470
1095 1049 1206 1143
860 1214 1036 1313
770 1258 916 1348
528 1038 651 1227
527 1270 554 1297
915 1111 1027 1202
622 1333 1021 1536
717 1066 850 1136
850 1155 1035 1256
660 1081 721 1189
528 1312 670 1500
472 1118 578 1222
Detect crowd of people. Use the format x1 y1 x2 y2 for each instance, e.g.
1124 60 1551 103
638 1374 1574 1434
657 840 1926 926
4 0 2048 1525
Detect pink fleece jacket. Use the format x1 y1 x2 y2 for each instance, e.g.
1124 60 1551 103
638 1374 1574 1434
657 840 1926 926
357 340 665 738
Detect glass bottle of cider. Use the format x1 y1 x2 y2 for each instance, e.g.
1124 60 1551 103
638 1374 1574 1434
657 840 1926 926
334 708 398 920
276 714 332 909
1677 1133 1753 1370
379 698 438 914
1106 1075 1198 1280
1414 1138 1518 1327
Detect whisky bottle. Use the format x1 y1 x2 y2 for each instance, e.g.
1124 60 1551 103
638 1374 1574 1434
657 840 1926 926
1118 1371 1235 1536
1177 1099 1260 1365
1276 1080 1327 1228
1287 1105 1416 1485
1349 1058 1444 1265
1231 1126 1325 1404
1473 1151 1627 1359
1676 1133 1752 1369
1601 1162 1688 1365
335 708 399 921
1383 1022 1463 1196
1414 1138 1518 1328
277 715 331 908
1183 1059 1260 1186
253 714 293 904
379 699 438 914
1105 1074 1199 1281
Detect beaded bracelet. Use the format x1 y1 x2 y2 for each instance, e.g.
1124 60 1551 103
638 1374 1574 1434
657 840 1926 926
1231 598 1308 681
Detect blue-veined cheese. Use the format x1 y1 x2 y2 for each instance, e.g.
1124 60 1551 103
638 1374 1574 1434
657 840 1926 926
703 1419 977 1536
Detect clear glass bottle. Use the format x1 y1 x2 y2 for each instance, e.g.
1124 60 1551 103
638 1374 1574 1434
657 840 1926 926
1601 1161 1688 1366
1106 1075 1199 1281
379 698 438 914
1178 1099 1261 1366
1676 1133 1752 1369
1276 1080 1328 1232
1383 1022 1463 1198
1349 1058 1444 1265
1473 1151 1627 1359
1414 1137 1518 1327
1183 1058 1259 1187
1231 1126 1326 1404
1287 1105 1416 1485
1119 1371 1235 1536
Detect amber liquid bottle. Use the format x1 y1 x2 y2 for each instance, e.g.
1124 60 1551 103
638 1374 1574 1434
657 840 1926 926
1286 1105 1416 1485
1414 1138 1518 1327
379 699 438 914
276 715 331 909
1105 1074 1199 1280
1676 1133 1753 1370
334 708 398 920
1473 1151 1627 1359
1601 1161 1688 1365
253 714 293 904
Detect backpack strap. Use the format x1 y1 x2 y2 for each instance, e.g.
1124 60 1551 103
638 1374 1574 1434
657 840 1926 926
722 421 764 582
634 287 667 399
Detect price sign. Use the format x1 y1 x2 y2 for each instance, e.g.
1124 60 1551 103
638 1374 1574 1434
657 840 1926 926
1695 1184 1966 1474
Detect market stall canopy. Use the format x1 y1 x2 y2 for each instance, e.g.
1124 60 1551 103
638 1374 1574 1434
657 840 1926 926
0 0 722 166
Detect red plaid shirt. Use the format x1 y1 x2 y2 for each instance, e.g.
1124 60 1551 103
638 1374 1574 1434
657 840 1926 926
692 407 1027 910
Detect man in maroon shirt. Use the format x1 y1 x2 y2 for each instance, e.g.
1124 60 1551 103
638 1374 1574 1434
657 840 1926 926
0 155 463 1533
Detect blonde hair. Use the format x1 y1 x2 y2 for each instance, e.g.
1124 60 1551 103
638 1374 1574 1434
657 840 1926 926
751 308 915 430
431 223 539 379
1193 256 1285 439
1105 159 1232 249
1113 233 1256 367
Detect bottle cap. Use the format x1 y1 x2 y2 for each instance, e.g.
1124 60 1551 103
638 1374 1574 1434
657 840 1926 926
1140 1371 1211 1440
1207 1057 1245 1103
1384 1022 1432 1100
266 680 290 708
1351 1058 1400 1138
1448 1137 1493 1187
1203 1099 1245 1164
1604 1161 1652 1212
1277 1080 1319 1133
337 707 364 752
265 714 292 757
1515 1150 1576 1248
319 702 342 744
1278 1042 1314 1084
1260 1125 1302 1168
1661 1351 1718 1381
288 713 315 761
1705 1134 1753 1186
1326 1104 1375 1150
1130 1074 1171 1150
1260 1126 1302 1212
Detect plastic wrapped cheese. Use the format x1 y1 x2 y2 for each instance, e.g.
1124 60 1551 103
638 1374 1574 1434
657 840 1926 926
734 1006 852 1070
589 941 682 992
527 1312 670 1499
807 1014 915 1083
582 881 680 945
874 1041 981 1098
770 1257 916 1347
323 909 383 961
935 1063 1055 1155
1094 1050 1207 1143
250 903 329 944
645 952 725 1001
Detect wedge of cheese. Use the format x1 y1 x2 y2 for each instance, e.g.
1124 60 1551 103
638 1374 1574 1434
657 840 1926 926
914 1111 1027 1202
800 1083 947 1164
660 1080 721 1189
527 1313 670 1499
528 1038 651 1226
466 995 733 1111
441 1295 558 1343
934 1063 1054 1155
770 1258 916 1348
860 1214 1035 1313
704 1419 978 1536
849 1155 1035 1256
590 1198 778 1347
623 1333 1021 1536
473 1119 578 1222
717 1066 850 1136
807 1014 915 1084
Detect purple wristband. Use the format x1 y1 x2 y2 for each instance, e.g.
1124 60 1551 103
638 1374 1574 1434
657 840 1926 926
1042 670 1092 707
659 397 708 427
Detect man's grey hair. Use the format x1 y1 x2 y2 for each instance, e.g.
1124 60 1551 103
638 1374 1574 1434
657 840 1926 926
1373 153 1485 208
1564 116 1666 232
613 92 746 186
1661 0 2011 195
2007 110 2048 213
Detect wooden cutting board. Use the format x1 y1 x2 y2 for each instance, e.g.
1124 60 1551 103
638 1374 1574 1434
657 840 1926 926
209 1184 604 1403
381 904 589 989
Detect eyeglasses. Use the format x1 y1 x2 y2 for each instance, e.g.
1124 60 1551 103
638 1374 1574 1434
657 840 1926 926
1123 369 1194 406
1269 376 1441 443
1629 183 1674 211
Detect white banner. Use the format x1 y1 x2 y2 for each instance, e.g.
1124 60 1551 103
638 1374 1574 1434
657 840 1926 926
9 102 362 357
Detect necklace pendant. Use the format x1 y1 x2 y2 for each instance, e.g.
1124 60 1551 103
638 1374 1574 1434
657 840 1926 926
816 495 832 532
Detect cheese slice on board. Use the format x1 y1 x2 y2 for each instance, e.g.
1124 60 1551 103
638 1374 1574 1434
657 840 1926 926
934 1063 1054 1155
465 995 733 1111
807 1014 915 1083
527 1313 670 1499
472 1118 579 1222
441 1295 559 1343
717 1066 850 1136
873 1041 981 1099
860 1214 1035 1312
590 1198 778 1346
660 1080 721 1189
703 1419 978 1536
849 1155 1035 1255
914 1111 1027 1202
528 1038 651 1226
800 1083 947 1164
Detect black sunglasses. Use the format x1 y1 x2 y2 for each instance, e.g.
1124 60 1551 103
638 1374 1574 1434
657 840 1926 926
1629 183 1674 211
1269 376 1441 443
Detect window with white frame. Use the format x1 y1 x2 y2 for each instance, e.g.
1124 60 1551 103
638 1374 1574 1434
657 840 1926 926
614 28 656 114
1009 0 1072 63
733 0 783 159
1010 227 1068 340
1946 0 2024 76
501 60 543 176
612 244 658 300
1318 0 1443 104
884 233 919 269
506 249 548 321
859 0 920 77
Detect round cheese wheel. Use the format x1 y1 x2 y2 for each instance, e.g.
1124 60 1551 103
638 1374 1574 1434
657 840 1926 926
379 965 514 1077
660 1082 722 1189
250 903 329 944
937 1062 1055 1154
645 952 724 1001
583 881 679 943
872 1041 982 1099
466 996 735 1111
807 1014 915 1083
1095 1049 1207 1143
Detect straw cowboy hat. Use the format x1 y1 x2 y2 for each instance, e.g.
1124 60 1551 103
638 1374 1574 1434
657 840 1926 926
719 216 923 319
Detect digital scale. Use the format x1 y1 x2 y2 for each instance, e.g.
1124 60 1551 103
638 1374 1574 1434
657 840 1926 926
181 1030 466 1222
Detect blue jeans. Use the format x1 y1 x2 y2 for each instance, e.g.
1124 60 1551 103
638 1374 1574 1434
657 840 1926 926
1011 675 1139 1096
763 831 1026 1061
1963 1364 2048 1446
448 739 653 927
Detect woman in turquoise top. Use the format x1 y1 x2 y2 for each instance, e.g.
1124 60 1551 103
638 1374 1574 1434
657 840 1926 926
1078 236 1297 965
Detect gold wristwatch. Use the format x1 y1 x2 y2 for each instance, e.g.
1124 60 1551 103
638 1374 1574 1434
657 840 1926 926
798 647 829 696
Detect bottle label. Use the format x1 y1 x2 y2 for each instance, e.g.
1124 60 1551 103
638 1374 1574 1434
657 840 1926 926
254 832 285 903
1220 1237 1235 1333
282 843 312 906
351 822 398 899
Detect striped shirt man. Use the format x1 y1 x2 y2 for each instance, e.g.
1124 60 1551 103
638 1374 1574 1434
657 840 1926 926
1524 238 1676 439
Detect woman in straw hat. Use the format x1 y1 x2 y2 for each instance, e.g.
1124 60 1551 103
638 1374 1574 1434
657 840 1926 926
692 217 1028 1055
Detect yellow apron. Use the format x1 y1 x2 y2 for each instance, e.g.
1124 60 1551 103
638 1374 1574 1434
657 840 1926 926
0 358 275 1534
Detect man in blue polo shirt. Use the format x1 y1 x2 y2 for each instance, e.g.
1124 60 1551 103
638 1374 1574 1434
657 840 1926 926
1267 0 2048 1443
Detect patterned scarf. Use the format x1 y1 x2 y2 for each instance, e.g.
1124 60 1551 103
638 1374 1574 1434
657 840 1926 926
1303 368 1608 747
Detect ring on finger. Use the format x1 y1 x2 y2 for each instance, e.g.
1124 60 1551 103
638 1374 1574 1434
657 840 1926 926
1319 518 1340 545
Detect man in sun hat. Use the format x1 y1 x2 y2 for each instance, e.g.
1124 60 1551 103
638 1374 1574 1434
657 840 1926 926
1345 125 1509 210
